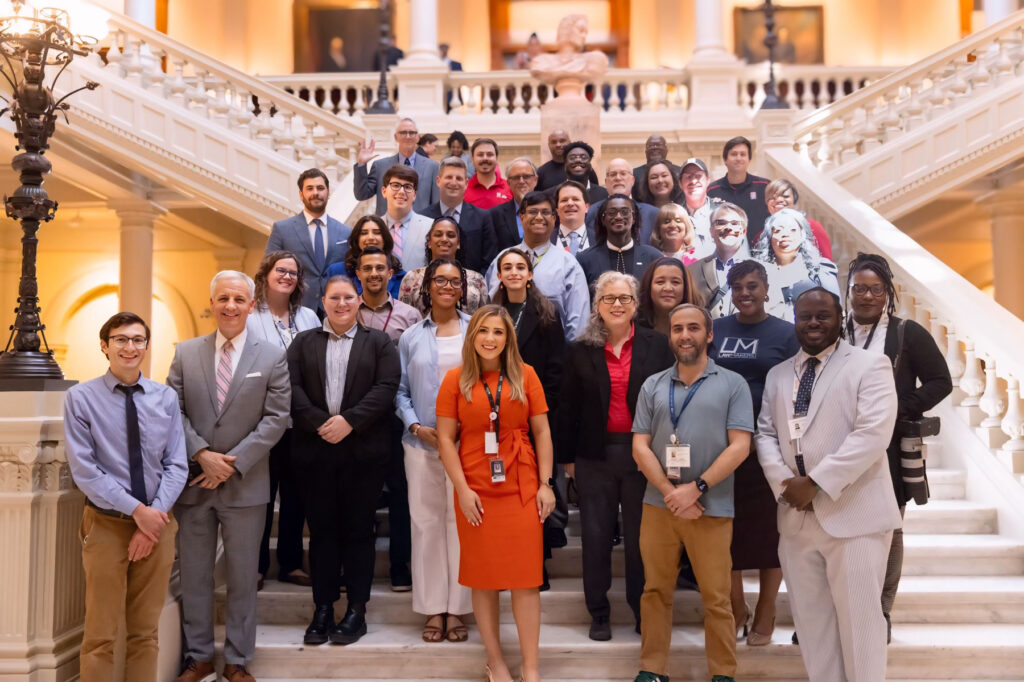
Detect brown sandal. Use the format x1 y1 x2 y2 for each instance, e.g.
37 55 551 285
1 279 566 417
422 614 446 643
446 614 468 642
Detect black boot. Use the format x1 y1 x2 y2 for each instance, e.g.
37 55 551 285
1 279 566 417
330 603 368 645
304 604 334 645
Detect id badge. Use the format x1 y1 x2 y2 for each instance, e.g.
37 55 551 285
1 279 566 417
665 444 690 479
490 457 506 483
485 431 498 454
788 417 809 441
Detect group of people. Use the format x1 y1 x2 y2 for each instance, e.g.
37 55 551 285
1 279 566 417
63 118 953 682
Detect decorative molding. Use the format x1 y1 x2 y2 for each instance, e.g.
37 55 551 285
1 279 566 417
0 442 74 493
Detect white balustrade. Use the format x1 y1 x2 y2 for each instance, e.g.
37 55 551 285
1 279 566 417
1002 378 1024 453
261 73 389 118
738 64 894 111
979 356 1007 428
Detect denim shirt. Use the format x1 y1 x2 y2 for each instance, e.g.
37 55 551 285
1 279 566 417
396 310 472 448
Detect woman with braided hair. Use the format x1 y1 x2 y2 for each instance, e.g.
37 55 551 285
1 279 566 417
844 252 951 644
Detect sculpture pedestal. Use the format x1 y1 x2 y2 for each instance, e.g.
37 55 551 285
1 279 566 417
539 79 602 167
0 390 84 682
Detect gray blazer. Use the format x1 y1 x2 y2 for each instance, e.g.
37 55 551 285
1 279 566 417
756 342 901 539
166 332 291 508
396 211 435 271
354 153 440 215
266 213 351 311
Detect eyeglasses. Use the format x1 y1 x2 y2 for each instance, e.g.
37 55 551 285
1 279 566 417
387 182 416 194
604 207 632 217
507 174 537 183
432 276 463 289
523 209 554 218
851 283 886 297
108 335 149 349
273 266 298 279
358 264 390 274
713 219 745 227
599 294 636 305
396 130 419 137
565 152 590 162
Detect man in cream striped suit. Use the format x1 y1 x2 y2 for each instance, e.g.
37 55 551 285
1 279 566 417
756 287 900 682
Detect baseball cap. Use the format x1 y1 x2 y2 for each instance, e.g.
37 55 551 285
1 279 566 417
680 158 708 175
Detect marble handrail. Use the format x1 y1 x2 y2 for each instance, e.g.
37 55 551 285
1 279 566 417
738 64 894 111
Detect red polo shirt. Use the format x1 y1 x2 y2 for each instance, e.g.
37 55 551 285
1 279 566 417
465 169 513 209
604 324 635 433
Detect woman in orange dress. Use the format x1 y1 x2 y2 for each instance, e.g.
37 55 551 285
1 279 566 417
436 305 556 682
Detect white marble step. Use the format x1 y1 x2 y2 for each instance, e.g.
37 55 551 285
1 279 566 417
230 575 1024 627
225 622 1024 679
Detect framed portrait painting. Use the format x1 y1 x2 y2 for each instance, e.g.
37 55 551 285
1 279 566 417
733 5 824 64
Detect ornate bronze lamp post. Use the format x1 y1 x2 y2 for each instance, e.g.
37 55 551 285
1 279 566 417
760 0 789 110
0 0 98 385
366 0 395 114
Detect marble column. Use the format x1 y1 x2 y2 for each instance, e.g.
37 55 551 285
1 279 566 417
112 202 163 377
685 0 749 130
693 0 729 61
123 0 156 27
986 194 1024 320
985 0 1017 26
402 0 442 65
393 0 448 129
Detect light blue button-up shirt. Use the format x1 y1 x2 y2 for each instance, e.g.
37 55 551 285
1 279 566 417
64 370 188 515
396 311 471 448
485 241 590 341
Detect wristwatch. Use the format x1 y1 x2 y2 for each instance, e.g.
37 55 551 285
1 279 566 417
694 477 709 493
543 477 556 487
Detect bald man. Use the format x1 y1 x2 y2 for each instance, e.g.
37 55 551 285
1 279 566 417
586 158 658 246
632 134 680 194
537 129 599 190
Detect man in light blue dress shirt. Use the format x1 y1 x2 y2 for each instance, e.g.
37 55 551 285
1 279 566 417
64 312 187 682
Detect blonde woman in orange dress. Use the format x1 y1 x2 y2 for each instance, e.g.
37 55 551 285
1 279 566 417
436 305 556 682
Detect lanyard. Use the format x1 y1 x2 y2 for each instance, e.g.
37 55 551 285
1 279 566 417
668 376 707 431
362 303 395 333
558 230 588 252
508 304 526 332
848 317 880 350
482 374 504 439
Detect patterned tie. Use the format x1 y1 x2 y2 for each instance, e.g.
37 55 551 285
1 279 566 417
794 356 819 416
312 218 326 273
391 221 404 259
568 232 579 256
615 249 626 274
530 250 540 265
115 384 148 503
216 339 234 411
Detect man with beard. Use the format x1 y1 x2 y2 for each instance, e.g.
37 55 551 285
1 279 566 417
632 135 680 192
560 141 608 204
756 288 899 682
631 303 753 682
464 137 512 209
688 202 751 318
537 129 570 190
678 158 719 258
585 158 658 246
576 194 662 287
267 169 352 316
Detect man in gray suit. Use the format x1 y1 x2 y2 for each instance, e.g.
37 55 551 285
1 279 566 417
266 168 351 313
167 271 291 682
381 164 434 272
687 202 751 318
757 288 900 682
353 117 440 215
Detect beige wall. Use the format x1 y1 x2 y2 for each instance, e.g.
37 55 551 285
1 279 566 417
160 0 963 74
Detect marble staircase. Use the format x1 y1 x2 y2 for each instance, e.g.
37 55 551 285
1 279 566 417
215 467 1024 680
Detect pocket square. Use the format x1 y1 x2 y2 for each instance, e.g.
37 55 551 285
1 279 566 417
335 241 345 245
245 371 262 378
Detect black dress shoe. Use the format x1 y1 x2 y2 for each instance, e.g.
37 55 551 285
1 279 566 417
330 606 368 645
539 564 550 592
791 631 799 645
589 616 612 641
884 612 892 644
304 604 334 645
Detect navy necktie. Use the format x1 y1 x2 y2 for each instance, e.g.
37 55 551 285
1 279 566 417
312 218 325 272
794 356 819 416
116 384 148 504
404 157 413 167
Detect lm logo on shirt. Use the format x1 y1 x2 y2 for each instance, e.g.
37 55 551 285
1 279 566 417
719 336 758 358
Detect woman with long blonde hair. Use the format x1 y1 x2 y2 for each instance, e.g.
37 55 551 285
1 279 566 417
436 305 556 682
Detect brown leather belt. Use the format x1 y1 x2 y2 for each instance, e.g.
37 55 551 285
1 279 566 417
85 499 134 521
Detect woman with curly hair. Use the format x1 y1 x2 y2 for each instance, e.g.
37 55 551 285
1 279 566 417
325 215 405 298
395 258 473 644
752 207 839 322
399 216 489 314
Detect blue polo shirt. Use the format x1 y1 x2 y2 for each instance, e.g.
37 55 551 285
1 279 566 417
632 358 754 517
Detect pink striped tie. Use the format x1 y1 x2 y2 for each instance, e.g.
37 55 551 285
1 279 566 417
391 222 404 259
216 339 234 411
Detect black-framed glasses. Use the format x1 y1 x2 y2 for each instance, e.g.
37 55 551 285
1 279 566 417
432 276 463 289
599 294 635 305
108 335 149 349
508 173 537 183
851 283 886 297
387 182 416 194
604 207 632 217
273 267 298 279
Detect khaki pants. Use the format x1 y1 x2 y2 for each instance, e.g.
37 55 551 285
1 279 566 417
639 504 736 678
79 505 178 682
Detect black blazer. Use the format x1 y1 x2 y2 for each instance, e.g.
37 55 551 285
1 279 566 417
489 200 523 253
875 316 953 506
514 303 566 415
424 201 498 272
556 323 674 463
287 325 401 464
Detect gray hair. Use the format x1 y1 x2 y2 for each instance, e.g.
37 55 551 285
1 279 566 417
505 156 538 177
393 117 417 136
710 201 747 228
210 270 255 299
578 271 640 347
439 155 467 173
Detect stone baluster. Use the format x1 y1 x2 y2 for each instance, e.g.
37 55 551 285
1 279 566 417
992 34 1019 82
142 48 166 92
208 79 231 123
465 85 479 114
959 340 985 413
858 99 884 153
623 81 637 113
837 113 859 164
273 110 297 157
527 83 541 112
879 90 903 142
231 86 255 132
104 29 125 73
658 81 670 110
511 82 526 115
902 78 926 130
351 86 367 117
123 37 144 84
186 68 210 114
946 61 970 105
913 299 932 329
784 80 800 109
921 70 947 120
977 356 1008 448
496 80 510 114
253 96 275 145
316 134 342 173
944 323 966 387
1000 377 1024 457
929 315 945 350
967 49 992 93
896 288 915 320
297 121 318 164
167 56 188 106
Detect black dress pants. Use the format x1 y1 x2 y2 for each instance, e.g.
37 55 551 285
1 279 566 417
258 431 305 577
575 435 646 623
302 452 388 606
385 416 411 576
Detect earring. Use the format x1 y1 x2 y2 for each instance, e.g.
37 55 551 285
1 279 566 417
764 296 769 301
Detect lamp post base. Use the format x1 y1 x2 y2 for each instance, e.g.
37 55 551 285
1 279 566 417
0 350 70 390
